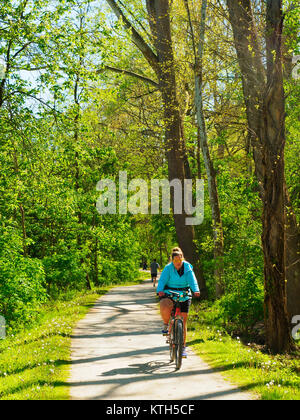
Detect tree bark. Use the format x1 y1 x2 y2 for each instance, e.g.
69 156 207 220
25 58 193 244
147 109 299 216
196 127 202 179
262 0 293 353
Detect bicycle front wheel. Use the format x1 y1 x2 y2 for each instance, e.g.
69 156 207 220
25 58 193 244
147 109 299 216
169 323 175 362
174 319 184 370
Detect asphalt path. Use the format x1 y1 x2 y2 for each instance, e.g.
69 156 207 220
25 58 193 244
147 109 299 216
69 278 254 400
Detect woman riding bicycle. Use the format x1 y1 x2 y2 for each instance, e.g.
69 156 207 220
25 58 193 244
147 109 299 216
156 247 200 357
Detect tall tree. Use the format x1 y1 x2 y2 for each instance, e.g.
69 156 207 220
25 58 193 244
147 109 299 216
105 0 207 295
226 0 294 353
184 0 224 297
226 0 300 321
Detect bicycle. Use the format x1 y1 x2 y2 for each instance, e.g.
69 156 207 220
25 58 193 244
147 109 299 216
164 290 190 370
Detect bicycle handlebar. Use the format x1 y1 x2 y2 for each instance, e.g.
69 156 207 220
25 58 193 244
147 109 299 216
165 290 190 301
158 290 200 299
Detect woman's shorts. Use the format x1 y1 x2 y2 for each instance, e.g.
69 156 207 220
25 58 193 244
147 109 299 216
159 296 191 313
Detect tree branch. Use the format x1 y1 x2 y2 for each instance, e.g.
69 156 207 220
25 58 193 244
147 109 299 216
12 41 34 60
105 0 159 74
183 0 197 60
98 65 159 87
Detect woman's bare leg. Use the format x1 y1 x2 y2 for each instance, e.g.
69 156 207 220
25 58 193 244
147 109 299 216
160 298 173 325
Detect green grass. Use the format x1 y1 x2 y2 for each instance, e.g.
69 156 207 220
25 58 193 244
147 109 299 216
187 301 300 400
0 273 148 400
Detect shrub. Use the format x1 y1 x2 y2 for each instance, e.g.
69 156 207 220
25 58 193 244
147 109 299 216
0 226 47 330
216 267 264 333
43 248 87 297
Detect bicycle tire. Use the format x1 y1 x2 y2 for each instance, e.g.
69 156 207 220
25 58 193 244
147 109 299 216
169 323 175 362
175 319 184 370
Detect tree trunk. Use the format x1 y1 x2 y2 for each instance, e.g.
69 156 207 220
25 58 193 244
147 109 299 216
146 0 207 295
196 127 202 179
227 0 294 352
159 244 163 268
105 0 207 295
186 0 224 296
262 0 293 352
227 0 300 320
195 76 224 297
262 83 291 352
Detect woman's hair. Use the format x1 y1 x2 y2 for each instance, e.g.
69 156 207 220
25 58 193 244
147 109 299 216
171 247 184 260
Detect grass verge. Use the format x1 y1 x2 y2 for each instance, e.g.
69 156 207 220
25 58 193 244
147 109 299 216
0 273 148 400
187 301 300 400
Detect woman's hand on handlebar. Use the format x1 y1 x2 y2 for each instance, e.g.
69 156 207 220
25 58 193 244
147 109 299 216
158 292 166 298
194 292 200 298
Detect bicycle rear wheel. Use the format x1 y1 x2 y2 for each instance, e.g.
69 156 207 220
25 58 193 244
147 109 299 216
175 319 184 370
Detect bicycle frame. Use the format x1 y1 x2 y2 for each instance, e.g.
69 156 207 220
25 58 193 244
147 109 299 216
169 300 184 334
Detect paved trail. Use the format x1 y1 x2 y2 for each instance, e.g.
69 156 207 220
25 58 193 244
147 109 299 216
69 278 254 400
